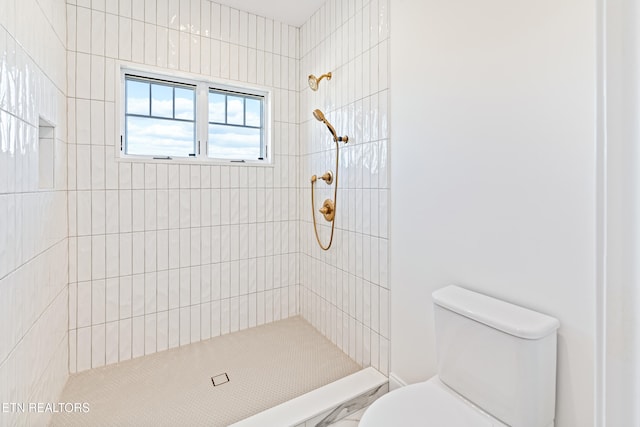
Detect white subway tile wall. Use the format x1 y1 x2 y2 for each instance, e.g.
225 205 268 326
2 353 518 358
66 0 301 372
0 0 69 425
1 1 390 422
299 0 390 375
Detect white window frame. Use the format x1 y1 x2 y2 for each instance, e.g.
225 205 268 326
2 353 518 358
117 64 272 165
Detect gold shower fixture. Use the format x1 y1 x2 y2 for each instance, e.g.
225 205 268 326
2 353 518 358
309 109 349 250
308 72 332 91
312 109 348 143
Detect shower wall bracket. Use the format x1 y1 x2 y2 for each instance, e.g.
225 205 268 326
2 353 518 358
319 171 333 185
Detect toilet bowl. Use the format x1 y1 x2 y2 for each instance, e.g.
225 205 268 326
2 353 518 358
360 376 506 427
359 285 559 427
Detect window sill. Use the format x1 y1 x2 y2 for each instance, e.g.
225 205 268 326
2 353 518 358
115 154 275 167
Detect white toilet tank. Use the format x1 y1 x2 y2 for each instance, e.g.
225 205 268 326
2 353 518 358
432 286 560 427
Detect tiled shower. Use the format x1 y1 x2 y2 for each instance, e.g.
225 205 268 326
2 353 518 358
0 0 69 425
65 0 302 372
0 0 389 424
299 0 389 373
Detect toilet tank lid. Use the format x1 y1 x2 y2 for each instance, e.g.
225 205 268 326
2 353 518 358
432 285 560 339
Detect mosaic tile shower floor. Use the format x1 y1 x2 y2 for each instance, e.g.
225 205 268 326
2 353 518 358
53 316 360 427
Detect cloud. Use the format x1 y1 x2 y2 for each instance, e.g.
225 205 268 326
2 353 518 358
208 124 261 159
209 100 225 122
128 96 195 120
226 98 244 124
151 99 172 117
126 118 261 159
126 117 195 156
125 90 263 159
174 97 194 120
246 111 260 126
127 97 149 115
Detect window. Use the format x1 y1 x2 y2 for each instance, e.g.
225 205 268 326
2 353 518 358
125 77 196 157
120 69 270 163
208 90 264 160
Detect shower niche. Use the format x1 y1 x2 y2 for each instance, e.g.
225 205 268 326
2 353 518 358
38 118 55 190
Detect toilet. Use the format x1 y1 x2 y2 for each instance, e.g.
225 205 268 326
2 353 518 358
360 285 560 427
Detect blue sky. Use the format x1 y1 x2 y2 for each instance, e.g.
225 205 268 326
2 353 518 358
125 79 262 159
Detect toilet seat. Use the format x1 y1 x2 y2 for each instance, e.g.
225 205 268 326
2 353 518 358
359 377 508 427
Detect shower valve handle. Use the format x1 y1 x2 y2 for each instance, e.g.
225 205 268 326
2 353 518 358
319 199 335 221
320 171 333 185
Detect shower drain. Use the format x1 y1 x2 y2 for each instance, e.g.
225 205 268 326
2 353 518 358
211 373 230 387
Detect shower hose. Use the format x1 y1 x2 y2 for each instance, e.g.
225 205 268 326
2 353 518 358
310 146 340 250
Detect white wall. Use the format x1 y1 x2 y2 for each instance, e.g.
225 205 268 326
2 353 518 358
0 0 69 425
65 0 300 372
390 0 598 426
604 0 640 424
299 0 390 374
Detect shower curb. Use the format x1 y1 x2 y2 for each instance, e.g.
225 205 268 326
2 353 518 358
229 367 388 427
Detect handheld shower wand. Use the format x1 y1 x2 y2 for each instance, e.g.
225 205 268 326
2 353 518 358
312 109 349 144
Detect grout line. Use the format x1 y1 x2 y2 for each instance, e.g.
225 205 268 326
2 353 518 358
0 236 67 285
0 282 68 368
